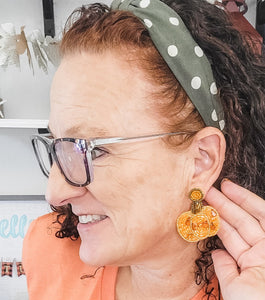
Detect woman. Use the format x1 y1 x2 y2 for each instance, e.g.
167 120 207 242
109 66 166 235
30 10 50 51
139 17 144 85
23 0 265 299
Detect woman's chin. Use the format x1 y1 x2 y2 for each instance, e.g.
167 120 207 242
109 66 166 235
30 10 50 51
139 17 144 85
77 217 115 265
79 241 104 265
78 229 119 266
78 241 119 267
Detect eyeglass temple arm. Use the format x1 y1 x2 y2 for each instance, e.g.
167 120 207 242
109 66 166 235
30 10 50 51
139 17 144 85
90 131 190 147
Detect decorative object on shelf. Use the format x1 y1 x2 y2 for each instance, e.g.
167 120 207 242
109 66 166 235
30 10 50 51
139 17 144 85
29 30 60 74
1 260 13 277
0 98 6 119
16 25 33 71
0 22 60 73
16 261 25 277
0 23 20 68
0 258 25 277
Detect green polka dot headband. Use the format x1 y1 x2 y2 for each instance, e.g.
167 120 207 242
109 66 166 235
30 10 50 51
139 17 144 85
111 0 225 130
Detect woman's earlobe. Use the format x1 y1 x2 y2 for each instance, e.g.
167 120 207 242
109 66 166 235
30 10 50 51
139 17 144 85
191 127 226 190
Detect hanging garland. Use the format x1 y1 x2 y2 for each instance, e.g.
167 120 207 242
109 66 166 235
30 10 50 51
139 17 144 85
0 23 60 74
0 23 60 118
0 98 6 118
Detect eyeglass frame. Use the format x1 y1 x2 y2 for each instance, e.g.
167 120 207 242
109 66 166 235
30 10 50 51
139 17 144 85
31 131 191 187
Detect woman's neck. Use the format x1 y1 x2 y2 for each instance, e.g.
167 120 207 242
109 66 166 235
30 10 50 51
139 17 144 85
115 242 203 300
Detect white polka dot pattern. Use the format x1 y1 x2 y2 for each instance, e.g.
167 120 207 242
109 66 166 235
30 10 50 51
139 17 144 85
144 18 153 28
111 0 225 130
194 46 204 58
219 120 225 131
140 0 150 8
210 82 218 95
191 76 202 89
169 17 179 26
211 109 218 121
167 45 178 57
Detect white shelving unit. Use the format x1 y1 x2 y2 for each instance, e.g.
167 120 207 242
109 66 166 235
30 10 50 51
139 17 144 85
0 119 49 129
0 119 48 196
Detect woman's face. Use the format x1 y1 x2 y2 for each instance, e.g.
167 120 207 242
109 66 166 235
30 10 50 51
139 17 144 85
47 51 195 266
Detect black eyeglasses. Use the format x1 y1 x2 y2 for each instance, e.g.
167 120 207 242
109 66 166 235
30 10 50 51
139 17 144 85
31 131 190 187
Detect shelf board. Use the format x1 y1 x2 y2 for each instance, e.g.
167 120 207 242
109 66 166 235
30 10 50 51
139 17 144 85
0 119 48 128
0 195 45 201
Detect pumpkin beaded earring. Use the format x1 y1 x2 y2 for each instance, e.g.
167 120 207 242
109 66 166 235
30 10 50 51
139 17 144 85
176 188 220 242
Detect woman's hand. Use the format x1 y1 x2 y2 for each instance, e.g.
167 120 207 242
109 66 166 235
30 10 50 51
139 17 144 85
205 180 265 300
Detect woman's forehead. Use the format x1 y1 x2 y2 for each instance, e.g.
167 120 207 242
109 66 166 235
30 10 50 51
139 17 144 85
49 52 163 137
51 52 154 107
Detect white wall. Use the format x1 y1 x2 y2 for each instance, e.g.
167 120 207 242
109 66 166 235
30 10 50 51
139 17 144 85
0 128 48 195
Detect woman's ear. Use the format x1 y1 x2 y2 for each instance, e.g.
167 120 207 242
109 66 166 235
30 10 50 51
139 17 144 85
190 127 226 192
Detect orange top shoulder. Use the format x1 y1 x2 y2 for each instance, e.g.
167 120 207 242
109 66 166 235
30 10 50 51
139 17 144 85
22 213 221 300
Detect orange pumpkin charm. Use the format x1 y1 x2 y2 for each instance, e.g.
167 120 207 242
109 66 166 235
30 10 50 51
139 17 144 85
177 212 201 242
201 206 220 237
176 189 220 242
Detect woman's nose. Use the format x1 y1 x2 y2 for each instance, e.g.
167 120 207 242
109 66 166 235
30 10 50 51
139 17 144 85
46 163 86 207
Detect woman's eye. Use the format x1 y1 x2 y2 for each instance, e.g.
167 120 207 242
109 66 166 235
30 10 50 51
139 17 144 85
91 147 108 160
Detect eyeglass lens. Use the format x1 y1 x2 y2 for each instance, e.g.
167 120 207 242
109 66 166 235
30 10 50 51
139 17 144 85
34 138 89 185
54 140 88 185
34 138 51 177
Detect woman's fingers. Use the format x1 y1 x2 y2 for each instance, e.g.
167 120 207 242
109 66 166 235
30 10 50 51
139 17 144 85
216 218 265 269
208 181 265 300
213 247 265 300
205 183 265 246
217 218 250 263
220 180 265 229
211 249 239 287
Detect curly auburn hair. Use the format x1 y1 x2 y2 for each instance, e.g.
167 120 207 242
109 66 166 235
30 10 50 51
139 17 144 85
51 0 265 296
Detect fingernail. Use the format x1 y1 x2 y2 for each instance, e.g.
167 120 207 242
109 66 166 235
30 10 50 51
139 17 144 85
221 178 231 184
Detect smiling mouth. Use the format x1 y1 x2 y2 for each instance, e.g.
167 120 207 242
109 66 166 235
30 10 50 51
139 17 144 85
78 214 108 224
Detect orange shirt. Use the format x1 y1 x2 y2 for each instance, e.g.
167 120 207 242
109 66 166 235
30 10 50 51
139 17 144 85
23 213 221 300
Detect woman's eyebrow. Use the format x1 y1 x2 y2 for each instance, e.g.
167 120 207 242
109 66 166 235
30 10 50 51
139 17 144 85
48 124 111 138
66 126 111 138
